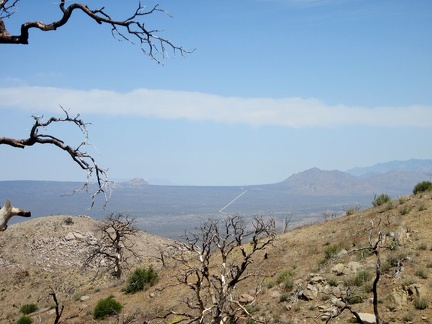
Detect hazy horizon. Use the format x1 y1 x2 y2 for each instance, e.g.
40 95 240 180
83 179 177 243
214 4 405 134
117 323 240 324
2 1 431 186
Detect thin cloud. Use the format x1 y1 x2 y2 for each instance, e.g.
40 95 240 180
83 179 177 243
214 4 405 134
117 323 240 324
0 86 431 128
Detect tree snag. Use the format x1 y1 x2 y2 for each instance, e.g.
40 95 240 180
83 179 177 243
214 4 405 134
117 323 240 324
0 107 110 207
0 0 191 63
162 214 276 323
83 212 139 279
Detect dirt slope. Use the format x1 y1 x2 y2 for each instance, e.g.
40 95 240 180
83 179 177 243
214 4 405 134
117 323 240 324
1 192 432 323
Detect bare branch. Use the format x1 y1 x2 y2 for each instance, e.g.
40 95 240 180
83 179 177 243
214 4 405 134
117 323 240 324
0 108 111 208
0 1 192 63
325 219 388 324
49 288 64 324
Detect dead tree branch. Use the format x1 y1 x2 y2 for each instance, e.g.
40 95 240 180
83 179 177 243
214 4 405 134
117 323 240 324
325 218 388 324
0 0 192 63
83 212 138 279
164 214 276 323
0 107 110 208
49 288 64 324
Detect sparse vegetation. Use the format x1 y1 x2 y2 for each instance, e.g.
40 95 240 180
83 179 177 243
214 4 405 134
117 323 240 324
327 276 338 287
123 266 158 294
418 242 428 251
400 205 413 215
372 193 391 207
279 292 289 303
415 268 428 279
414 297 428 310
93 296 122 320
419 204 428 211
16 316 33 324
413 181 432 195
402 310 415 322
64 217 74 225
19 304 37 315
345 204 360 216
324 244 340 260
399 196 408 204
353 269 372 286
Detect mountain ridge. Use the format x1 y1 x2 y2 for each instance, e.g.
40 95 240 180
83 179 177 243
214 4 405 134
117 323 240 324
346 158 432 177
260 159 432 196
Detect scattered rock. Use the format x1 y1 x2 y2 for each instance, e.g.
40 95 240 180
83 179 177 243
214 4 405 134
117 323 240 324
301 284 319 300
387 288 408 310
309 274 325 284
337 249 348 258
331 263 345 276
357 313 376 324
346 261 361 273
65 232 76 241
239 293 255 304
80 295 90 302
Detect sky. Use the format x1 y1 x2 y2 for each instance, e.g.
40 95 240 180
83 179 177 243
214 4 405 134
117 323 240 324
1 0 431 186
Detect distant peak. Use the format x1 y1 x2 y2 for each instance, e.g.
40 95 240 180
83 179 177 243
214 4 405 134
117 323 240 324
127 178 149 186
113 178 149 188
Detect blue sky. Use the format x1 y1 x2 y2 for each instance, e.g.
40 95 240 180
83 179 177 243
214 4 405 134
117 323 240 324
1 0 431 186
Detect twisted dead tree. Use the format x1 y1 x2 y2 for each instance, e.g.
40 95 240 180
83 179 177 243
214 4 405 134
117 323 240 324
162 215 276 324
83 212 139 279
0 107 110 207
0 0 191 63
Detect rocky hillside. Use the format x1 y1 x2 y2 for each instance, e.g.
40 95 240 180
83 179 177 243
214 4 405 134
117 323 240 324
1 192 432 323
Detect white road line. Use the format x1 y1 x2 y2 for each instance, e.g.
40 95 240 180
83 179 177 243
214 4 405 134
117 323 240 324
219 189 248 214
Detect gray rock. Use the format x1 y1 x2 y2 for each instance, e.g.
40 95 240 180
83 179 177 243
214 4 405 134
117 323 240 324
357 313 376 324
387 288 407 310
80 295 90 302
337 249 348 258
346 261 362 274
238 294 255 304
73 232 85 240
309 274 325 284
65 232 76 241
301 284 318 300
331 263 345 276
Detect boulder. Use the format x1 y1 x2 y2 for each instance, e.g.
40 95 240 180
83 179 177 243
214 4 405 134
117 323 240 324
337 249 348 258
301 284 318 300
346 261 362 274
357 313 376 324
73 232 85 240
238 294 255 304
309 274 326 284
330 297 346 309
331 263 345 276
65 232 76 241
406 283 426 299
80 295 90 302
387 288 408 310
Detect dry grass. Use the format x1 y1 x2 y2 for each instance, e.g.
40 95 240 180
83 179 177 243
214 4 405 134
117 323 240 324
1 192 432 323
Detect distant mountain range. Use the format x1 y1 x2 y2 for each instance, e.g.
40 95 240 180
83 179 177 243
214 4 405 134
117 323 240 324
264 159 432 196
346 159 432 176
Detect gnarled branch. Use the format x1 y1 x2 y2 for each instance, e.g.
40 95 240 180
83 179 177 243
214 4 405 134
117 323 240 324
0 0 192 63
0 107 110 208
